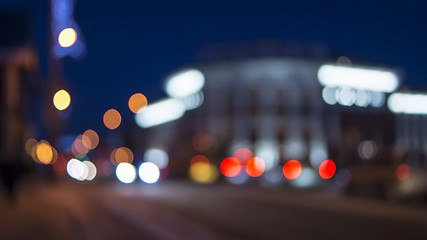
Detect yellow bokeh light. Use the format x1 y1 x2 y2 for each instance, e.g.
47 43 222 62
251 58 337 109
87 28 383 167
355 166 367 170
189 161 219 184
103 109 121 130
111 147 134 165
53 89 71 111
58 28 77 48
128 93 148 113
36 141 53 164
83 129 99 150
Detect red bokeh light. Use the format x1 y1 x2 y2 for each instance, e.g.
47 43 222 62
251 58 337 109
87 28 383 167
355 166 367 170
53 154 67 173
220 157 241 177
396 163 410 181
245 157 266 177
283 160 302 180
233 148 253 164
160 168 169 179
95 158 113 177
319 160 336 179
192 132 212 152
190 154 209 167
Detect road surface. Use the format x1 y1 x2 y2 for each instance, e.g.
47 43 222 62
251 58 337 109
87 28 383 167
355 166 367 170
1 180 426 240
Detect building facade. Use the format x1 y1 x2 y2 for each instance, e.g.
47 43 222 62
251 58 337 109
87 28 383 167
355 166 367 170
134 43 424 196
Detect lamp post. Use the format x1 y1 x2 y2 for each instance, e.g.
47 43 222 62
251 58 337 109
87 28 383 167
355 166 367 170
45 0 84 144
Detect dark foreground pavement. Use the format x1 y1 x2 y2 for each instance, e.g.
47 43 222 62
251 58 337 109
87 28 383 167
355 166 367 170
1 180 427 240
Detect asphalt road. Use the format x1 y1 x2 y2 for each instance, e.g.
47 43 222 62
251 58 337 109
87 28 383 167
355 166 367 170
1 180 426 240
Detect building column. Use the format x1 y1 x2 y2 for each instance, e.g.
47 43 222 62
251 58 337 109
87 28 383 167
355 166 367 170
283 85 305 161
255 85 279 171
308 87 328 168
230 85 251 152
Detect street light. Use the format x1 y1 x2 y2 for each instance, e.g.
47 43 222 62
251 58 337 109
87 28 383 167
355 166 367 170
58 28 77 48
53 89 71 110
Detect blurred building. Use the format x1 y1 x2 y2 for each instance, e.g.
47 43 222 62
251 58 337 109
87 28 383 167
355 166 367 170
133 41 420 194
0 12 38 190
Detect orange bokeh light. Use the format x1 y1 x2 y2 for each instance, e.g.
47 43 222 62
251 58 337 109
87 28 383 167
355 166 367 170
192 132 212 152
233 148 253 164
319 160 336 179
103 109 121 130
128 93 148 113
245 157 266 177
36 140 54 164
72 135 90 158
396 163 410 181
25 138 37 157
50 146 58 165
283 160 302 180
111 147 134 165
220 157 241 177
83 129 99 150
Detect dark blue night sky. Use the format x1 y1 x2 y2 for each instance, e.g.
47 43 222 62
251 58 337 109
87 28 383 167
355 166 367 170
2 0 427 135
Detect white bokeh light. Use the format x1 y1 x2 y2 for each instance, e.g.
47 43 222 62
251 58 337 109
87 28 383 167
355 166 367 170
255 140 279 171
357 140 377 160
322 87 337 105
144 149 169 169
135 98 185 128
116 162 137 184
370 91 385 107
138 162 160 184
355 90 371 107
290 168 317 188
388 92 427 114
226 170 249 185
180 92 204 110
67 158 88 181
336 87 356 106
165 69 205 98
83 161 97 181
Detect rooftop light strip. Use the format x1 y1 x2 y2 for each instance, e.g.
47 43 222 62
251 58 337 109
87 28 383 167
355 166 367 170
317 64 399 93
388 93 427 115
